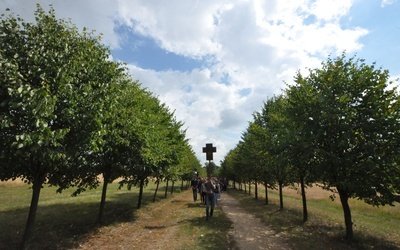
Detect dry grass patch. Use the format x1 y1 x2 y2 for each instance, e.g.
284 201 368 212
230 185 400 249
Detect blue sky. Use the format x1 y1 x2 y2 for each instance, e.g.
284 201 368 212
1 0 399 164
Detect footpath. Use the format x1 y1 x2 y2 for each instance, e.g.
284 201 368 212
219 191 292 250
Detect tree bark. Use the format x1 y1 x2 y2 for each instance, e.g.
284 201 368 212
164 179 169 198
20 168 45 249
248 180 251 196
300 177 308 222
254 179 258 200
337 187 353 239
98 169 110 224
153 179 160 202
170 181 174 194
264 179 269 205
137 178 144 209
278 180 283 210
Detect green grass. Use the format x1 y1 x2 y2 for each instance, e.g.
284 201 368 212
229 186 400 249
0 181 183 250
2 181 399 249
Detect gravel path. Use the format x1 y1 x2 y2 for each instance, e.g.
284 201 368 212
219 191 293 250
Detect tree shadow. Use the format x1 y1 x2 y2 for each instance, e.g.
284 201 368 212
228 188 400 250
174 207 236 250
0 192 155 250
186 202 205 208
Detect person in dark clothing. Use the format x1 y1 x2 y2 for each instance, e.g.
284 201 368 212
190 176 199 202
203 176 216 220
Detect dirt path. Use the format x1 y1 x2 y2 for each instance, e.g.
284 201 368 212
219 191 292 250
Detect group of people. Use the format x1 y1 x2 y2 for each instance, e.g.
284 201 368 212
191 175 228 220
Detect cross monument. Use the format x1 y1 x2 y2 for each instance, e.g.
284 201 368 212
202 143 216 161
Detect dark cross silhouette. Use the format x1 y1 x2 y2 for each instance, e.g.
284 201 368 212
202 143 216 161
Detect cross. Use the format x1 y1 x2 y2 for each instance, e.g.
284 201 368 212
202 143 216 161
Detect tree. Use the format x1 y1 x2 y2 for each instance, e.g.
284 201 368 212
175 143 201 189
238 122 269 199
88 78 145 222
204 161 218 177
254 95 292 210
283 84 320 222
0 6 122 247
286 53 400 239
220 148 240 189
118 89 189 208
250 111 278 205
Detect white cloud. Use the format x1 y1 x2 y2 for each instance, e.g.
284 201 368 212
309 0 352 21
381 0 399 7
116 0 230 57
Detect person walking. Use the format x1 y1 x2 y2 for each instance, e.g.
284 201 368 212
203 176 216 220
214 179 221 206
190 176 199 202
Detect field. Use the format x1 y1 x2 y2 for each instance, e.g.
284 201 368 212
0 179 181 249
230 183 400 249
1 180 399 249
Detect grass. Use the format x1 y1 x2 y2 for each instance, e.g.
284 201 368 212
0 180 234 250
229 185 400 249
1 180 399 249
0 181 137 249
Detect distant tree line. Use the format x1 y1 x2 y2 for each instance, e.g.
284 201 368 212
0 5 201 248
219 52 400 240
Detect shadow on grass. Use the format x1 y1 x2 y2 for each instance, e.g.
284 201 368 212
186 202 205 208
0 188 184 250
228 188 400 250
179 203 236 250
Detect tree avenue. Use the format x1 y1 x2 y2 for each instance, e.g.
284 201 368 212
221 53 400 240
0 5 200 249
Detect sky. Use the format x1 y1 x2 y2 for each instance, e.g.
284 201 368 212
1 0 399 165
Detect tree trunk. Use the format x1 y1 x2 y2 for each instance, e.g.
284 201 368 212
337 187 353 239
137 178 144 209
170 181 175 194
20 169 45 249
180 179 184 191
153 179 160 202
300 177 308 222
264 179 269 205
164 179 169 198
98 170 110 224
248 181 251 196
254 179 258 200
278 180 283 210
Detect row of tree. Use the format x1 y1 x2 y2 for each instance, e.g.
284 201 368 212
0 5 201 248
220 53 400 240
